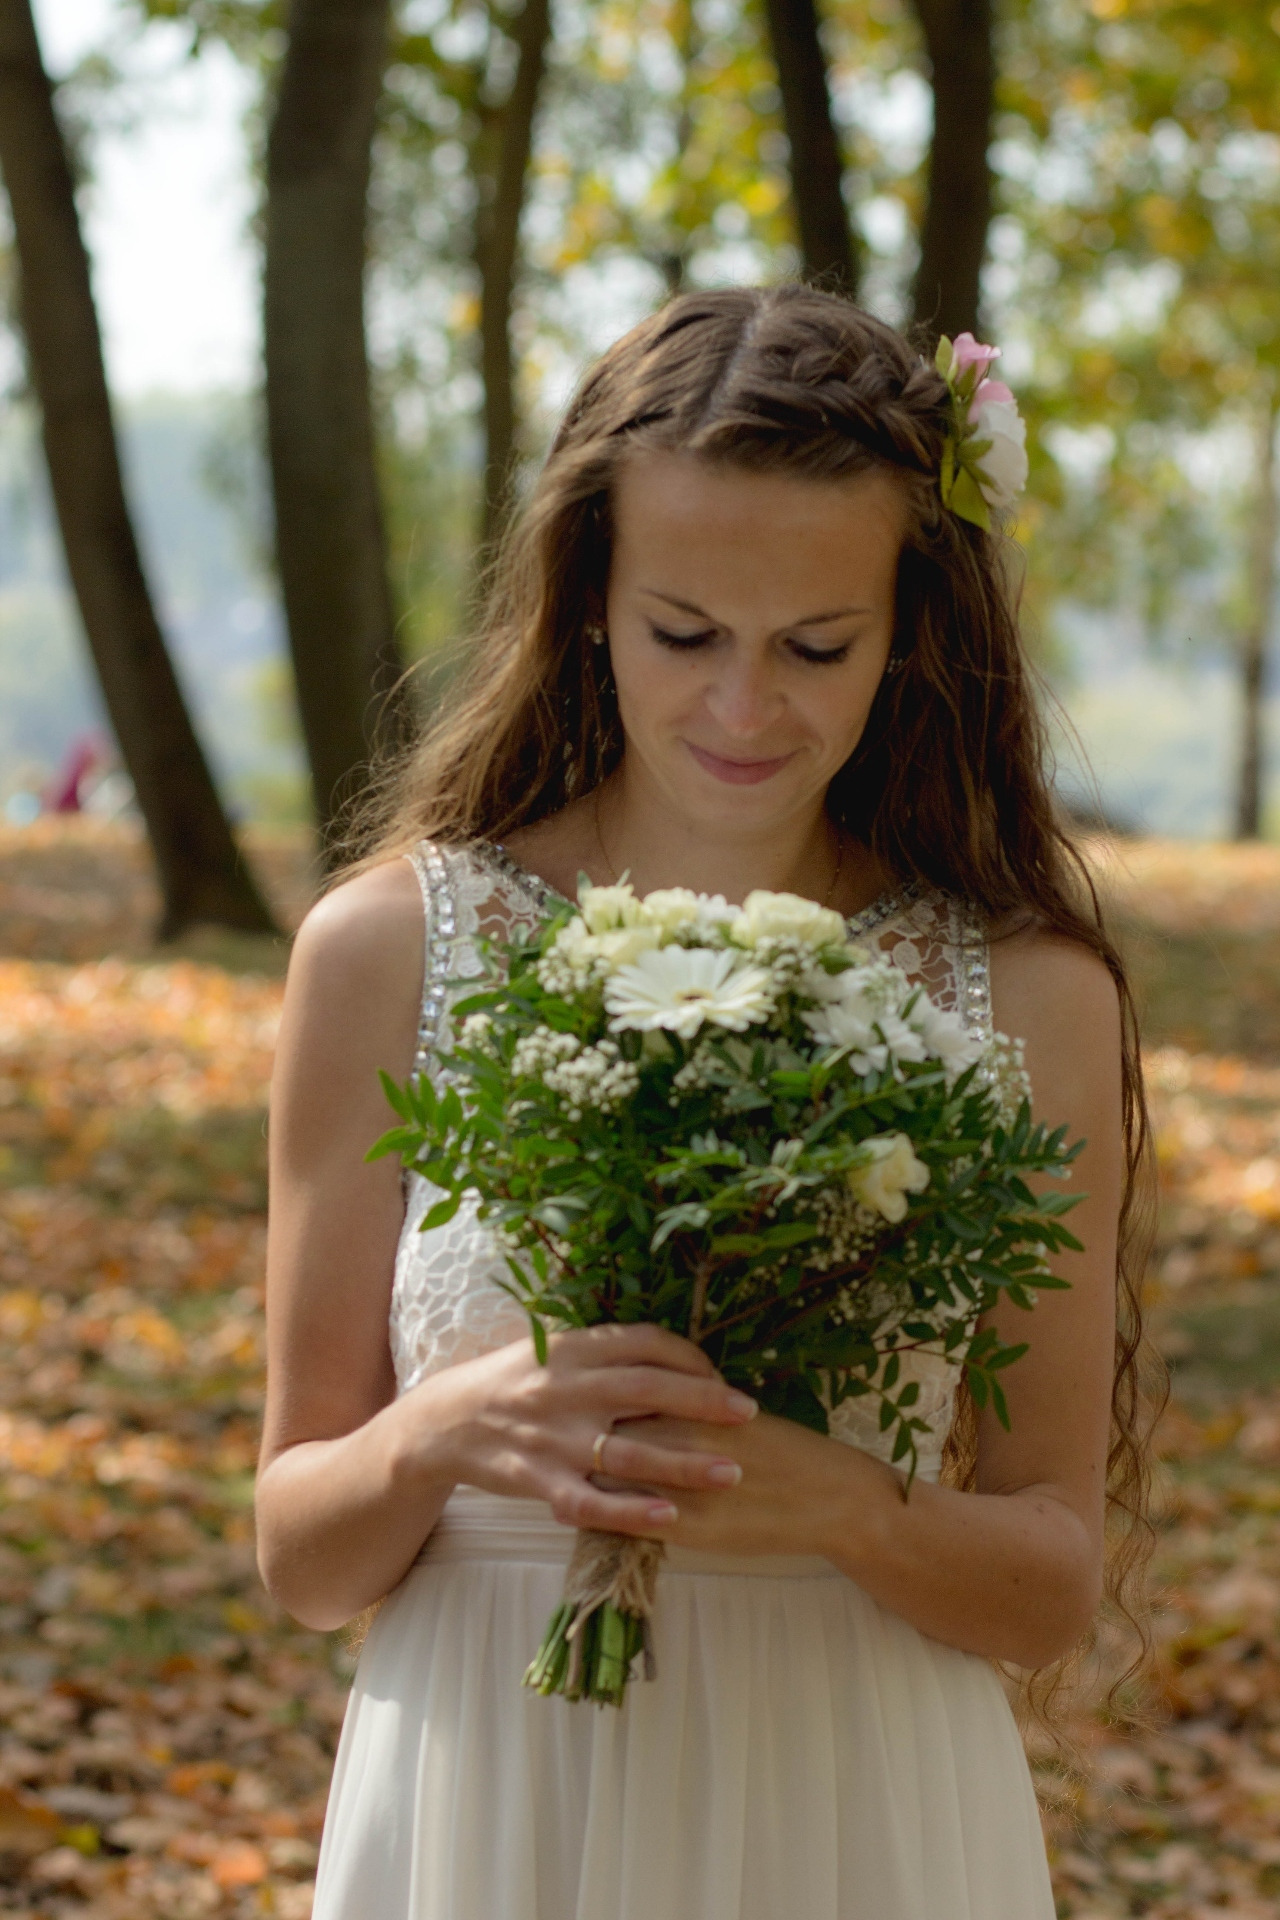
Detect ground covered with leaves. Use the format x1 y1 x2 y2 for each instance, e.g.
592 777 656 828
0 824 1278 1917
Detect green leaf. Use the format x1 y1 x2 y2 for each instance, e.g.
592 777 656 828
529 1314 549 1365
422 1192 463 1232
378 1070 412 1121
947 463 992 531
990 1378 1012 1431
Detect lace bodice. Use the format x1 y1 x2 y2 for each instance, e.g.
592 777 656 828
389 841 992 1482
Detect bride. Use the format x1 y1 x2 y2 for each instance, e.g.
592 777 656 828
258 286 1153 1919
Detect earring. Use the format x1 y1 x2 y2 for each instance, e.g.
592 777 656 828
884 652 907 676
586 621 607 647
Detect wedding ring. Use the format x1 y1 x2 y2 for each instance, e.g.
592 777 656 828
591 1430 611 1474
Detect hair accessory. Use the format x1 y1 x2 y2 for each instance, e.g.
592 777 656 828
935 333 1029 531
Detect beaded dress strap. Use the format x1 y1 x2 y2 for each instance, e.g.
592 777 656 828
951 896 993 1042
406 843 457 1078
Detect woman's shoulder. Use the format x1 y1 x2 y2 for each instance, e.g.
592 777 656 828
288 856 426 1024
987 920 1122 1106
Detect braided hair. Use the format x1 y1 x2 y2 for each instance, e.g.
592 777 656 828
345 284 1161 1722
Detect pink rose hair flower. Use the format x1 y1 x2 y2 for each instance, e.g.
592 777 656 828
933 332 1029 530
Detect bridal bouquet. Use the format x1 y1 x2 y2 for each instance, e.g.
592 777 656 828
370 879 1082 1706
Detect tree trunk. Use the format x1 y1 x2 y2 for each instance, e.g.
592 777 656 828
474 0 552 550
0 0 277 939
761 0 858 295
1235 393 1277 841
910 0 995 342
265 0 401 853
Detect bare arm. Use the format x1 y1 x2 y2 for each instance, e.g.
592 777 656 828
256 859 759 1632
611 928 1124 1668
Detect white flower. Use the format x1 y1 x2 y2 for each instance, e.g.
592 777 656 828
875 1011 929 1067
578 882 644 934
641 888 736 939
803 996 888 1072
605 946 774 1039
848 1133 930 1224
909 997 984 1077
592 924 661 969
538 912 658 991
971 396 1028 511
731 890 848 951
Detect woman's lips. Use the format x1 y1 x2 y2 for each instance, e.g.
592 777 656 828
685 742 796 785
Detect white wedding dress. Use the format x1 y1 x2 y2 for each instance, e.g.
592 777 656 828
311 841 1055 1920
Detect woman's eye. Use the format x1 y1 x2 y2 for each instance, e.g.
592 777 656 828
791 641 852 666
648 625 853 665
651 625 715 651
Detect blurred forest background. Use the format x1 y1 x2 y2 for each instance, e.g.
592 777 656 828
2 1 1280 1918
0 0 1278 879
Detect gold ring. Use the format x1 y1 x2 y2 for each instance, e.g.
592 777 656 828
591 1431 611 1474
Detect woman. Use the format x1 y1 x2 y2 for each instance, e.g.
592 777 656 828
259 287 1154 1920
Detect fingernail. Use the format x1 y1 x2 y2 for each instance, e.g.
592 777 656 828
727 1392 758 1418
647 1502 678 1522
706 1461 742 1487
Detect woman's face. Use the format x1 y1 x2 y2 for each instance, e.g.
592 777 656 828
605 451 907 838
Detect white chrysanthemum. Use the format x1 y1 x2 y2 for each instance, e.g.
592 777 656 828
848 1133 930 1224
605 946 774 1039
800 960 878 1006
875 1011 929 1067
578 882 644 934
731 890 848 951
641 888 736 939
908 996 984 1077
802 995 887 1072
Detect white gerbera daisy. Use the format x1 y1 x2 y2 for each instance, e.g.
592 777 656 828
604 946 773 1039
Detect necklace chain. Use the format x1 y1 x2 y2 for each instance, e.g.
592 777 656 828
593 788 845 909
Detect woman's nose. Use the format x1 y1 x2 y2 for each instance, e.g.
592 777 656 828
704 651 781 737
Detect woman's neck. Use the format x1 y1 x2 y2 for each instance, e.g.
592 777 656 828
591 771 883 913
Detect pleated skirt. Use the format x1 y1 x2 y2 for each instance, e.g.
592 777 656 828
312 1491 1054 1920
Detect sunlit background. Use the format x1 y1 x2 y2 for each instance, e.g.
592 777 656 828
4 0 1278 841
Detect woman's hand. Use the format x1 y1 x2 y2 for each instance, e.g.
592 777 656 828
600 1408 880 1559
407 1323 761 1539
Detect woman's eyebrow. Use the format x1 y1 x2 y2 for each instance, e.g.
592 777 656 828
639 588 874 624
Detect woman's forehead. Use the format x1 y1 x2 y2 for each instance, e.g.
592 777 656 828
609 451 908 596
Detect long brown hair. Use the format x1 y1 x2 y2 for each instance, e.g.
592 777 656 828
347 284 1162 1706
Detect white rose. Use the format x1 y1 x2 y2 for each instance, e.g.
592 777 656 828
551 914 595 969
579 882 643 933
732 890 848 950
847 1133 930 1224
545 913 656 978
592 924 661 969
971 397 1028 510
641 888 736 939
